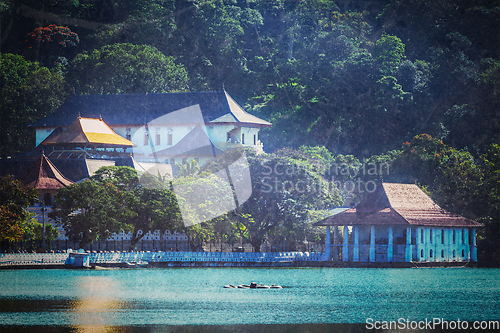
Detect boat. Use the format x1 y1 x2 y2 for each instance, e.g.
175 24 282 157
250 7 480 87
256 284 270 289
227 282 282 289
237 284 251 288
122 260 148 268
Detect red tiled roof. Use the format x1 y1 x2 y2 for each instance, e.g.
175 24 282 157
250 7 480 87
315 183 482 228
20 154 74 190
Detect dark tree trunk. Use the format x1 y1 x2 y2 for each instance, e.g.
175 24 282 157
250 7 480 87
130 234 144 251
250 238 262 253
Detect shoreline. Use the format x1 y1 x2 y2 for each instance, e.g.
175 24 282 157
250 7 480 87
0 260 479 270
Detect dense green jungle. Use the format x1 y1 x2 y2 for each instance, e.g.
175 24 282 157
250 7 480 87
1 0 499 264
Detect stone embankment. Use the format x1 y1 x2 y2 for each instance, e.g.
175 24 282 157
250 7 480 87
0 251 325 268
0 251 475 269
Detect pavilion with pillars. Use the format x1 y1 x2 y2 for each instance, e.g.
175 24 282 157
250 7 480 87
314 183 483 263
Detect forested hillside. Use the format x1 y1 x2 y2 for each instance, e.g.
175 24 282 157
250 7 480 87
2 0 499 157
1 0 499 264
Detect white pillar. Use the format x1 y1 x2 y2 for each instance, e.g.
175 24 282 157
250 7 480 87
405 227 412 262
323 226 331 261
471 228 477 262
342 226 349 262
353 226 359 262
388 226 393 262
369 225 376 262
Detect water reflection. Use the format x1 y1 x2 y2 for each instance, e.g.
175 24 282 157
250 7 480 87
66 274 129 329
0 268 499 331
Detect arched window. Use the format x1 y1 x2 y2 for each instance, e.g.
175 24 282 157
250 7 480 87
430 229 433 244
430 249 433 258
441 249 444 258
441 229 445 244
453 250 456 258
453 230 456 244
421 229 424 243
43 193 52 206
421 249 424 257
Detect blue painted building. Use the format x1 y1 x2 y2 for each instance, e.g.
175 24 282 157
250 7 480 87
315 183 483 263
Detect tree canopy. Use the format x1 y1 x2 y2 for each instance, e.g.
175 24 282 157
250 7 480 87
0 176 38 243
66 43 190 94
0 53 67 157
1 0 500 262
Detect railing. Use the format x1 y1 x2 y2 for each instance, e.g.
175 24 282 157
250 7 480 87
0 253 69 266
89 251 309 263
0 251 329 266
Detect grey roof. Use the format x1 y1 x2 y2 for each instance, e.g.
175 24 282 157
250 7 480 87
31 91 271 128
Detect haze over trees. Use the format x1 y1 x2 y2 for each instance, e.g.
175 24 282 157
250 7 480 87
1 0 499 263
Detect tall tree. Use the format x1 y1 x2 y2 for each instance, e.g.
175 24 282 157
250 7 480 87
24 24 80 68
202 148 342 252
90 166 183 250
49 180 134 249
0 175 38 243
0 53 67 157
66 43 189 94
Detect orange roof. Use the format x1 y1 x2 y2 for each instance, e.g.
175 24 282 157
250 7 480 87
20 154 74 190
41 117 135 148
315 183 483 228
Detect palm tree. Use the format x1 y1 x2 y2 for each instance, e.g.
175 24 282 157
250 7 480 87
176 158 200 177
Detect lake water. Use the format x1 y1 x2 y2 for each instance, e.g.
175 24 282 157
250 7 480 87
0 267 499 332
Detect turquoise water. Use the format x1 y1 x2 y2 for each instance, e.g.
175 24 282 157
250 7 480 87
0 267 499 331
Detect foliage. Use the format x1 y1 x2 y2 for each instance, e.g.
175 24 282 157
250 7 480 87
231 148 342 252
23 221 59 251
2 0 499 157
476 144 500 266
49 180 133 249
66 43 189 94
0 175 38 242
175 158 201 178
90 166 183 250
172 171 237 250
0 53 67 157
385 135 500 265
24 24 80 68
1 0 500 261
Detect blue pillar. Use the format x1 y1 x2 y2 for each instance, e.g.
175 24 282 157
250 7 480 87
405 227 412 262
471 228 477 262
333 226 339 260
353 226 359 262
342 226 349 262
323 226 331 261
464 228 470 260
388 226 393 262
369 225 375 262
